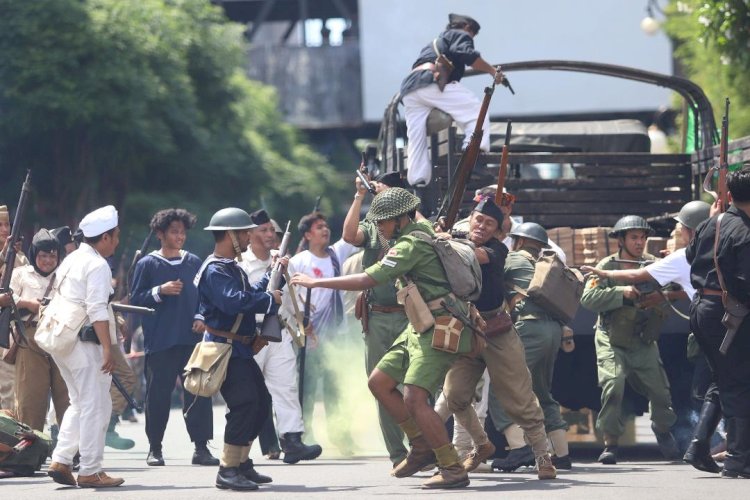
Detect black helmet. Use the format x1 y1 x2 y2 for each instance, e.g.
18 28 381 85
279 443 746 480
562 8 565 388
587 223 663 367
509 222 549 246
609 215 652 238
204 208 256 231
674 200 710 230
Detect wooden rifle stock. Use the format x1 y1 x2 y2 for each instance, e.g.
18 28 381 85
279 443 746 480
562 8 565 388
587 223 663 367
437 83 496 229
495 121 513 206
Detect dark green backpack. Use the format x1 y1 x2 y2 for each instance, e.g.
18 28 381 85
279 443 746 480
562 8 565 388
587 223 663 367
0 413 51 477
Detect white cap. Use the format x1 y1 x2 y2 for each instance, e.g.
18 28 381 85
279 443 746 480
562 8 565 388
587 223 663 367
79 205 118 237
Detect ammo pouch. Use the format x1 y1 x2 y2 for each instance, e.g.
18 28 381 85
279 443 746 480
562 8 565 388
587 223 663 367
432 315 464 353
482 307 514 338
78 324 100 344
396 281 435 333
355 291 369 334
432 39 454 92
604 306 637 348
639 305 668 344
721 292 750 334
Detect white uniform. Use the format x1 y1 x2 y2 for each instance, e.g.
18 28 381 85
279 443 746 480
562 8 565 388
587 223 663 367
239 248 304 435
645 247 695 299
50 243 115 476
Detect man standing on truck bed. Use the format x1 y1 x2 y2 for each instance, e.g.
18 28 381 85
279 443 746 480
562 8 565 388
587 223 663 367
400 13 505 187
580 215 680 465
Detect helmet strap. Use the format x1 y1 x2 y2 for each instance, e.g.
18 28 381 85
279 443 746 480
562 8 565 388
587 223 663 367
229 230 243 262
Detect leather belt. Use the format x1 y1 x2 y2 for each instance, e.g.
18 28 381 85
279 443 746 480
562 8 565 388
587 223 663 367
204 325 253 345
370 304 405 313
698 288 723 297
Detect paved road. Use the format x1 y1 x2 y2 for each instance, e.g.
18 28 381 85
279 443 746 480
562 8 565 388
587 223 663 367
2 406 747 499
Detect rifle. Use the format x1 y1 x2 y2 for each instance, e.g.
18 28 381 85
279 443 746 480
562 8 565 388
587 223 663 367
357 152 376 195
436 82 496 230
702 98 730 212
259 221 291 342
298 286 312 407
295 196 322 255
0 171 32 349
126 229 155 294
494 121 515 207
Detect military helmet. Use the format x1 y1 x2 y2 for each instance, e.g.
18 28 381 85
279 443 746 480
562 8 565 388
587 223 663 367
674 200 711 230
365 187 421 222
509 222 549 246
608 215 652 238
204 207 257 231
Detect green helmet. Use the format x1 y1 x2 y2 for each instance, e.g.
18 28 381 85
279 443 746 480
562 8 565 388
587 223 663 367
365 187 421 222
674 200 711 230
204 207 257 231
608 215 652 238
509 222 549 246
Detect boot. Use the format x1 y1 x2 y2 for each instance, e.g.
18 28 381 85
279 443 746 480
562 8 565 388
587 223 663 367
77 471 125 488
684 399 722 473
47 461 76 486
280 432 323 464
239 459 272 484
192 442 220 466
422 463 470 489
215 466 258 491
462 441 496 473
105 415 135 450
391 435 436 478
651 423 681 460
552 454 572 469
147 446 165 466
491 445 535 472
721 417 750 479
598 446 618 465
536 453 557 480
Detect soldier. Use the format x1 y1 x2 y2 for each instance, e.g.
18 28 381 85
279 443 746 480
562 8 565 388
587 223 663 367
194 207 287 490
342 175 411 465
129 208 217 467
687 165 750 479
292 188 476 489
580 215 679 464
238 209 322 465
439 201 557 478
582 201 713 471
487 222 571 468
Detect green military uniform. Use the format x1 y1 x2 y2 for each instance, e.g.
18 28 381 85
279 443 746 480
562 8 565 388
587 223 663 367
366 220 473 395
358 219 410 464
489 248 568 434
580 252 676 442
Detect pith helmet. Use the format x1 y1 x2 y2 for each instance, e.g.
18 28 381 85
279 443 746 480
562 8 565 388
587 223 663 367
509 222 549 246
366 188 421 222
674 200 710 230
609 215 652 238
204 208 257 231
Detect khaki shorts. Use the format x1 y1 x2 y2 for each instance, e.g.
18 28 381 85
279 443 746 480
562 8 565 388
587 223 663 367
376 321 471 394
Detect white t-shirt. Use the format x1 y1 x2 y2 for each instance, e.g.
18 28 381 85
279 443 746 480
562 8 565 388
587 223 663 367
645 247 695 299
285 239 357 336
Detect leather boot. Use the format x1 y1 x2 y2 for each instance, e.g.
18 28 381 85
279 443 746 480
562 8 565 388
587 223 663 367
280 432 323 464
105 415 135 450
77 471 125 488
651 423 681 460
684 399 722 473
721 417 750 479
216 466 259 490
491 445 535 472
192 443 220 466
462 441 496 473
422 463 470 489
47 461 76 486
598 446 618 465
536 453 557 480
239 459 272 483
391 435 436 478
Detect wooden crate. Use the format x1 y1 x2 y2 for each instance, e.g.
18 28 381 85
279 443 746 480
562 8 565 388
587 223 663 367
646 237 669 257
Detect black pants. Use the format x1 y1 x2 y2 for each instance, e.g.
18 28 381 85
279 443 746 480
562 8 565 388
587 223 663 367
145 344 213 448
690 296 750 418
221 356 271 445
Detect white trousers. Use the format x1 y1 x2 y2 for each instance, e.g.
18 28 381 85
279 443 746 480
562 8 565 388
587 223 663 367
403 82 491 186
254 330 304 434
51 341 112 476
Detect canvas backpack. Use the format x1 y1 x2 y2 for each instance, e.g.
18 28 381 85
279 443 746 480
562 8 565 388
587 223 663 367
410 230 482 302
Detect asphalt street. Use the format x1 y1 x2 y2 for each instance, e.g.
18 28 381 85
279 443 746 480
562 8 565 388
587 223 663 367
2 406 747 499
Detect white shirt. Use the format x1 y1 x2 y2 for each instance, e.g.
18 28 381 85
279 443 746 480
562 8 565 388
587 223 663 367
239 247 275 324
56 243 113 324
10 265 55 321
645 247 695 299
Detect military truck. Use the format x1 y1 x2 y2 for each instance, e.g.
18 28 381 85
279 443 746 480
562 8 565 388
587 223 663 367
377 60 750 448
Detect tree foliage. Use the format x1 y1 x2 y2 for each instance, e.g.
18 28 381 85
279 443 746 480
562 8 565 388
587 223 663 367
0 0 344 259
665 0 750 137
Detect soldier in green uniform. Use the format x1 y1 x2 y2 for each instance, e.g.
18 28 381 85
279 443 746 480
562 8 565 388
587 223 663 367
342 174 410 465
489 222 571 469
580 215 680 464
292 188 474 489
